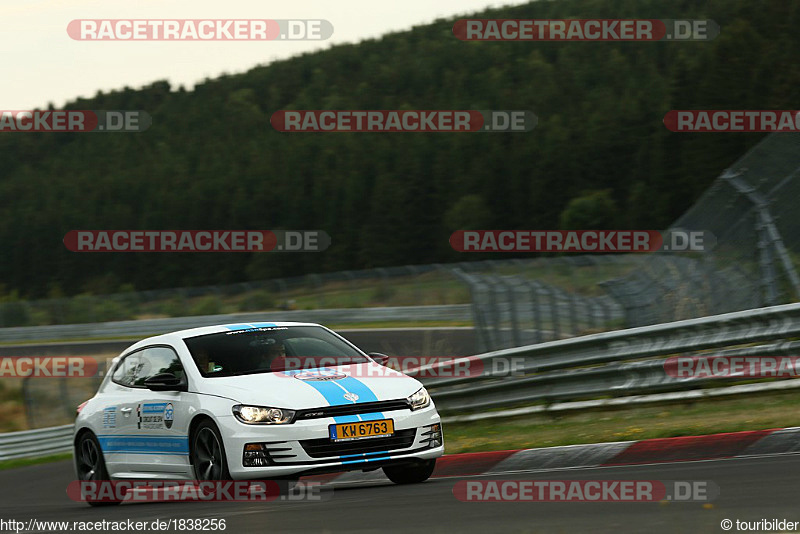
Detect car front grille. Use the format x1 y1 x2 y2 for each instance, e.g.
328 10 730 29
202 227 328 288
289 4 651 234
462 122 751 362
300 429 417 459
294 399 410 421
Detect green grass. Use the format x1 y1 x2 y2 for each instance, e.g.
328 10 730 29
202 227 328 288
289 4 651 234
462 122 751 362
441 389 800 453
0 453 72 471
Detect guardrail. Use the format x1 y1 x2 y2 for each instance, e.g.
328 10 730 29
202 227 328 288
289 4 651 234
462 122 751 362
0 305 472 343
3 303 800 460
412 302 800 415
0 424 73 461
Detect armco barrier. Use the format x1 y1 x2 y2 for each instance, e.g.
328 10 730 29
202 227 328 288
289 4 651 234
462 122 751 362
411 302 800 413
0 305 472 343
0 424 73 461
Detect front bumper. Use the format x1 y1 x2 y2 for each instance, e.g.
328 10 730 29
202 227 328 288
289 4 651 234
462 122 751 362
217 405 444 479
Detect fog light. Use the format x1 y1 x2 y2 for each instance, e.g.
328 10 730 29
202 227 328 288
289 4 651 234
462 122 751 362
242 443 271 467
421 423 443 448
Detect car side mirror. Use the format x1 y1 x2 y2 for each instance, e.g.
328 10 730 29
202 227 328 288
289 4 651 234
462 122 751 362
367 352 390 366
144 372 187 392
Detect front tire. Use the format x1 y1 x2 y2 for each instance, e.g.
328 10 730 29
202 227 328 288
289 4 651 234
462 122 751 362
191 420 231 480
75 432 121 507
383 459 436 484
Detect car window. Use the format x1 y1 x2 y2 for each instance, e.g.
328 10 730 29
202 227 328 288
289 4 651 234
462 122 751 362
111 351 143 387
112 346 184 387
132 346 185 386
284 337 353 358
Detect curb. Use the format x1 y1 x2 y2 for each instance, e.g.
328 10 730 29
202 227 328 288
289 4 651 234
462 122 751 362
303 426 800 486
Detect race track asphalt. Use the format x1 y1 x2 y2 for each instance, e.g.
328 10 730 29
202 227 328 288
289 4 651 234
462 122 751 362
1 454 798 533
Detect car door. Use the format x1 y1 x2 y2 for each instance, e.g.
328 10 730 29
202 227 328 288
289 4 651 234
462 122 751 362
126 345 192 475
97 350 147 474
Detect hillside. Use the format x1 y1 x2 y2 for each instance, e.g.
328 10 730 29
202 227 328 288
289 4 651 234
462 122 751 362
1 0 798 297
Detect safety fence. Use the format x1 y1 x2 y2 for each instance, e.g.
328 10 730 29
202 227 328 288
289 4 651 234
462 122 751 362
413 302 800 415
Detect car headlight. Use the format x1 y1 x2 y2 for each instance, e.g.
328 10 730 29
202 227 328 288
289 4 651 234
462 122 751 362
407 387 431 411
232 405 295 424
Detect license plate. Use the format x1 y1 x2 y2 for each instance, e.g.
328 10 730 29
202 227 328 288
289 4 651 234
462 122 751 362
329 419 394 442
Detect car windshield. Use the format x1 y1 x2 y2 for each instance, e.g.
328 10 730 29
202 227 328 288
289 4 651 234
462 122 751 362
184 325 369 377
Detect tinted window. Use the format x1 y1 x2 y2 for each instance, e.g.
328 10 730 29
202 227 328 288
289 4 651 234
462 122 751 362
184 326 368 377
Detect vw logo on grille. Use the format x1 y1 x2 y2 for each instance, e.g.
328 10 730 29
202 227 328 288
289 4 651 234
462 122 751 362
343 392 359 402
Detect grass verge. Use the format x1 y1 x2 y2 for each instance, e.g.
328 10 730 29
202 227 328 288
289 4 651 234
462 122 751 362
0 453 72 471
441 389 800 454
5 390 800 471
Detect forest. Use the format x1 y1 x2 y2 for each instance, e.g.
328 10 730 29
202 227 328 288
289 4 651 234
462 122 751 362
0 0 797 298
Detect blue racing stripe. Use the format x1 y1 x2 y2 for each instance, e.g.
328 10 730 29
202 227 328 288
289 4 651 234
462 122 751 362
285 370 387 422
284 370 359 423
340 451 390 459
337 376 384 419
358 412 386 421
342 455 391 465
337 376 379 402
97 435 189 455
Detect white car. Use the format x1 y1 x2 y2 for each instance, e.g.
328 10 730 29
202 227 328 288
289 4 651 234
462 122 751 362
73 322 443 495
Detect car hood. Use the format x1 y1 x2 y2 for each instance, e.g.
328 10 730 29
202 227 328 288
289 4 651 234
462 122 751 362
196 362 423 408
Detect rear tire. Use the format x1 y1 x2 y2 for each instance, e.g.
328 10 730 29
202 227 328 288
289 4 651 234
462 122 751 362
383 459 436 484
191 419 231 480
75 432 121 507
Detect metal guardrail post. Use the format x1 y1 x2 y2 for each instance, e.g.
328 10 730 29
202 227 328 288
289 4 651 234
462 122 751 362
501 277 522 348
527 280 543 344
451 268 488 352
22 377 35 429
59 378 72 420
547 284 561 340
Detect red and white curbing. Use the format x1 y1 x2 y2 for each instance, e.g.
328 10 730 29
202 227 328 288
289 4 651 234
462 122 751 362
303 427 800 486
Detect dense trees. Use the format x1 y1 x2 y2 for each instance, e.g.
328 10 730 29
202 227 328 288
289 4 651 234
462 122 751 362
1 0 798 297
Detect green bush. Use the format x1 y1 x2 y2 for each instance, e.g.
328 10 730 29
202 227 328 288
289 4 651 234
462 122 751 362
0 298 30 327
240 290 276 312
189 296 222 316
93 299 134 322
159 297 187 317
371 284 396 304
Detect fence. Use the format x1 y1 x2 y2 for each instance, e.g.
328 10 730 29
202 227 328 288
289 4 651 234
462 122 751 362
461 132 800 351
452 258 627 352
609 131 800 321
